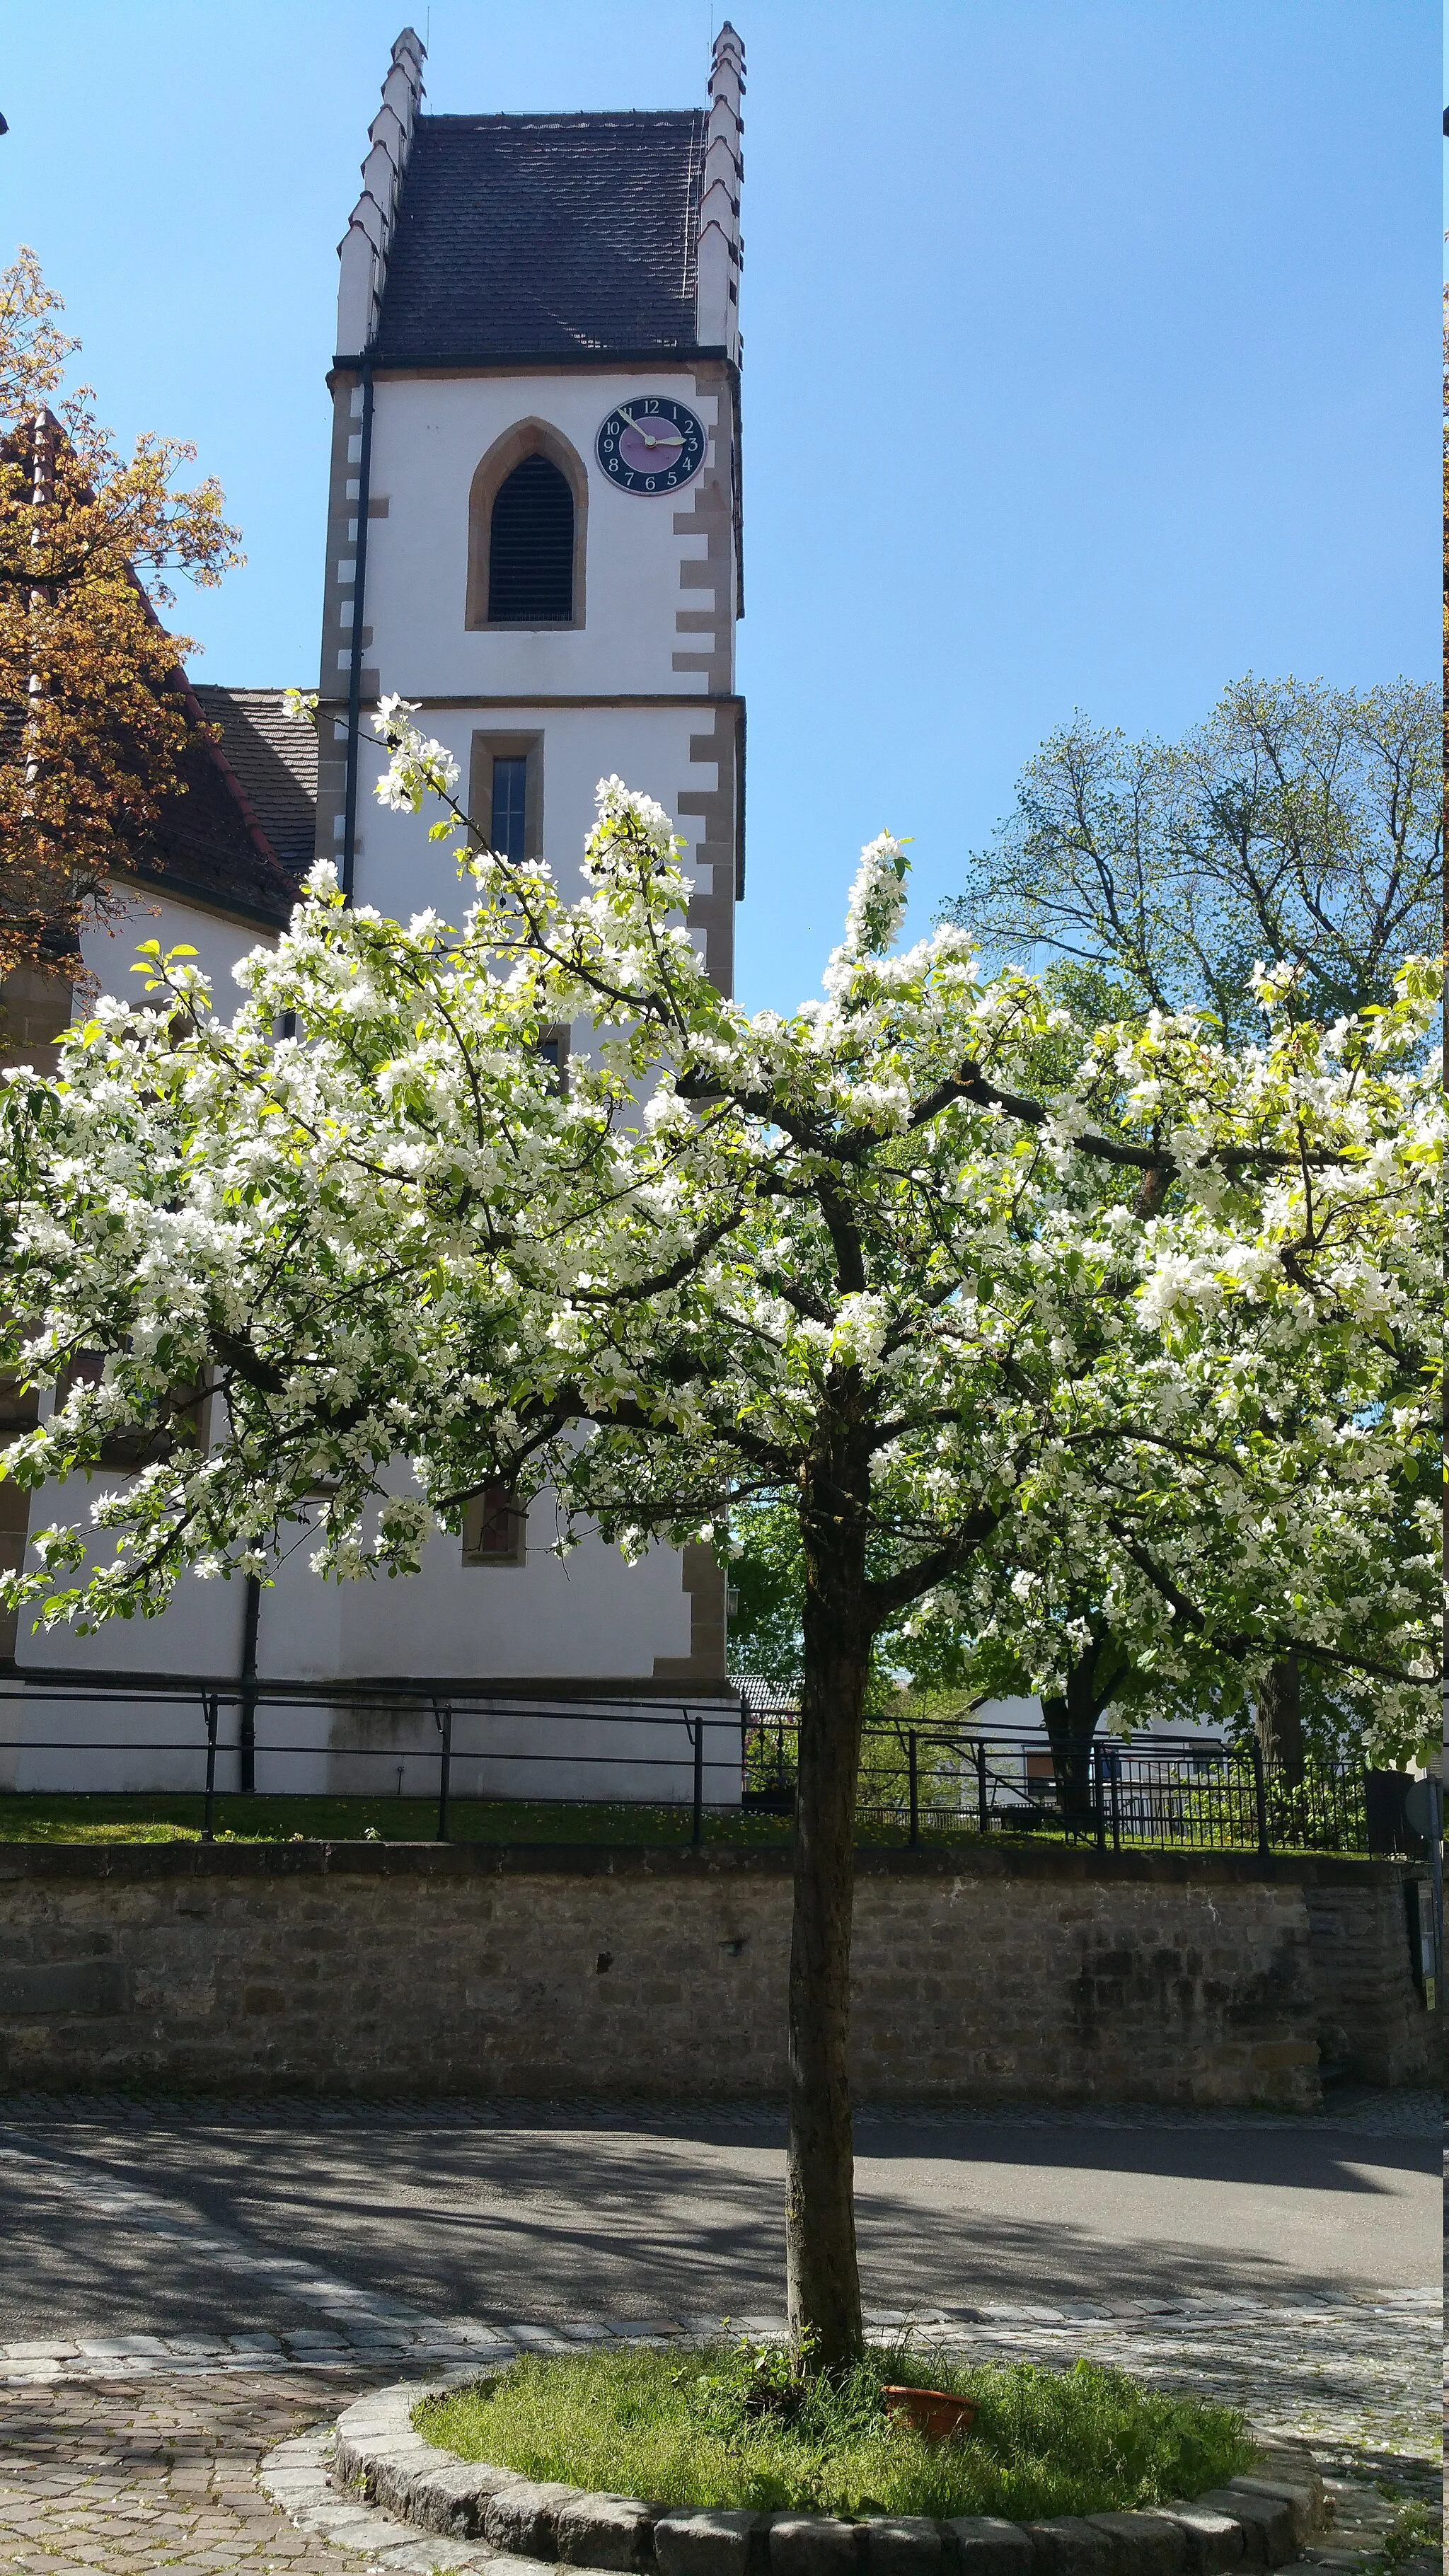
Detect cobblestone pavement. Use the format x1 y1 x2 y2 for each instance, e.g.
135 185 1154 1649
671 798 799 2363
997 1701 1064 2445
0 2082 1431 2133
0 2292 1437 2576
0 2089 1436 2575
0 2367 384 2574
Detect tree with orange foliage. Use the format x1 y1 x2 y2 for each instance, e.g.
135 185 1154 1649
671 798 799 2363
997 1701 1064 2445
0 247 241 987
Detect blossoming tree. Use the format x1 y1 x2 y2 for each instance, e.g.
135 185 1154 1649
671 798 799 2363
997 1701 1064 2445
0 708 1438 2365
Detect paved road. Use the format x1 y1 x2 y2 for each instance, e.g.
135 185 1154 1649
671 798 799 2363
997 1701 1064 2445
0 2090 1437 2576
0 2091 1437 2340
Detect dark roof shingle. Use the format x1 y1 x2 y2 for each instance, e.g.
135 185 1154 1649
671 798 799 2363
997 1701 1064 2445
192 686 318 879
118 687 314 933
373 111 708 365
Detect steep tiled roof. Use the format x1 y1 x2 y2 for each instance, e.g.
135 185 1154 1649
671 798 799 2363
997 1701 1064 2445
372 111 708 364
117 687 313 933
192 686 318 879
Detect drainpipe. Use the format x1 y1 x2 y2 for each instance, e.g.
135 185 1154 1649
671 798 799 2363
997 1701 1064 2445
340 356 375 903
238 1572 261 1796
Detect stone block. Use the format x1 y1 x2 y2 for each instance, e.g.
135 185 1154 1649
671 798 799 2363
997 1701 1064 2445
865 2515 945 2575
1024 2519 1116 2576
0 1959 129 2016
1192 2493 1291 2570
1247 2449 1321 2515
945 2519 1037 2576
769 2514 867 2576
485 2476 579 2558
656 2507 764 2576
1155 2505 1244 2573
555 2493 659 2568
377 2453 494 2536
1086 2514 1187 2576
1225 2483 1316 2555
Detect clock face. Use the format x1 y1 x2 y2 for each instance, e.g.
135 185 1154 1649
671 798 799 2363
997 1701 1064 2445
595 397 707 495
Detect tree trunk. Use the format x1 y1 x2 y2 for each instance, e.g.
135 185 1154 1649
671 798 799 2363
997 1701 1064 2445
786 1465 870 2374
1256 1654 1305 1788
1041 1653 1102 1832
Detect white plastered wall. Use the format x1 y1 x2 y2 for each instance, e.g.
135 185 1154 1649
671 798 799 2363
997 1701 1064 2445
348 703 720 928
77 890 277 1011
357 371 722 702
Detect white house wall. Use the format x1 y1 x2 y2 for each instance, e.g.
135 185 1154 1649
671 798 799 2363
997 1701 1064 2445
78 890 276 1015
257 1497 695 1686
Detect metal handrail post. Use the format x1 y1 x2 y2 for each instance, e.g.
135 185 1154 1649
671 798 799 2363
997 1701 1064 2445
908 1732 920 1847
691 1706 704 1847
202 1692 219 1844
1431 1777 1444 2001
1248 1732 1270 1860
434 1699 453 1843
1092 1742 1107 1854
975 1739 988 1836
238 1573 260 1796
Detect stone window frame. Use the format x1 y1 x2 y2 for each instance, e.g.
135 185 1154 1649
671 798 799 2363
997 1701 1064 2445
461 1481 529 1569
469 729 543 862
466 419 589 633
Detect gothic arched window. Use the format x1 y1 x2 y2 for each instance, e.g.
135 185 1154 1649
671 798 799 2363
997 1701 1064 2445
488 456 573 623
467 421 587 630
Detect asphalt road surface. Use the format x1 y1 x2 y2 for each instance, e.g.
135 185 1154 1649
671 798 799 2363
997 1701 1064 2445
0 2091 1435 2342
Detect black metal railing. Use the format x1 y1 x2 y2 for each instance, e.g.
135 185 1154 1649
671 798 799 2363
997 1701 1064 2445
741 1702 1423 1865
0 1673 1434 1876
0 1673 742 1849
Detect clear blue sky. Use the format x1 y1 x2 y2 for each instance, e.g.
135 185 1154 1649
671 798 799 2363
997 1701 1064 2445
6 1 1437 1011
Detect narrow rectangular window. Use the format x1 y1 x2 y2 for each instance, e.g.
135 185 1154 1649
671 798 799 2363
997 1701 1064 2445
461 1479 527 1566
471 732 543 865
537 1024 570 1095
490 756 529 861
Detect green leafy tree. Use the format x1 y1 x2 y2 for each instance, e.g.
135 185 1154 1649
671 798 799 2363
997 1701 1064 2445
939 674 1440 1039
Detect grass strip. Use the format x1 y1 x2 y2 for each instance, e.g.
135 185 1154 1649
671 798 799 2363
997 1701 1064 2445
0 1792 1075 1849
415 2340 1253 2519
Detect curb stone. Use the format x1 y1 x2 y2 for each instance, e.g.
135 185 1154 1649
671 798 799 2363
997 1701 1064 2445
321 2377 1327 2575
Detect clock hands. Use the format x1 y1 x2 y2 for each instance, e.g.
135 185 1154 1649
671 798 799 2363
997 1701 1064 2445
597 402 703 491
615 405 684 453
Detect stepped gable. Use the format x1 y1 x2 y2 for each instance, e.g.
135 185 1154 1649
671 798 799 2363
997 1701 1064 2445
372 109 708 364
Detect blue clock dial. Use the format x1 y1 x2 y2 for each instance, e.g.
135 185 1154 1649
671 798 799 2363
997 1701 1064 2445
595 397 707 495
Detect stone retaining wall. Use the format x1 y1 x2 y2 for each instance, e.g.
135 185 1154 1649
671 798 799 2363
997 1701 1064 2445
1299 1874 1431 2086
0 1841 1432 2103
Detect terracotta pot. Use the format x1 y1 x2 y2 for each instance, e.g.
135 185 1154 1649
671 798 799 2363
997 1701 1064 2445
882 2386 976 2441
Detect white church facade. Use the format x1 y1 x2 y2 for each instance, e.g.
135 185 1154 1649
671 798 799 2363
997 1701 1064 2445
0 25 750 1801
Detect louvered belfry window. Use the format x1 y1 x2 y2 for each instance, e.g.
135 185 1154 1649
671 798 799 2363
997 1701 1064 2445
487 454 574 622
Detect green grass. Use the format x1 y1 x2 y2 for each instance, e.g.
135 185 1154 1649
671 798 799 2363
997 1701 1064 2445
0 1791 1068 1850
414 2340 1254 2520
1368 2500 1442 2572
0 1789 1352 1858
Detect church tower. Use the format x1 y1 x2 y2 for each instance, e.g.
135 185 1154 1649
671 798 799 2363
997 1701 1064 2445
1 27 749 1757
314 25 746 995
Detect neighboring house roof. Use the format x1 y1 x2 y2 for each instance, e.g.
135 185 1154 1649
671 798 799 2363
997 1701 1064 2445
373 110 708 365
191 686 319 882
120 686 313 933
